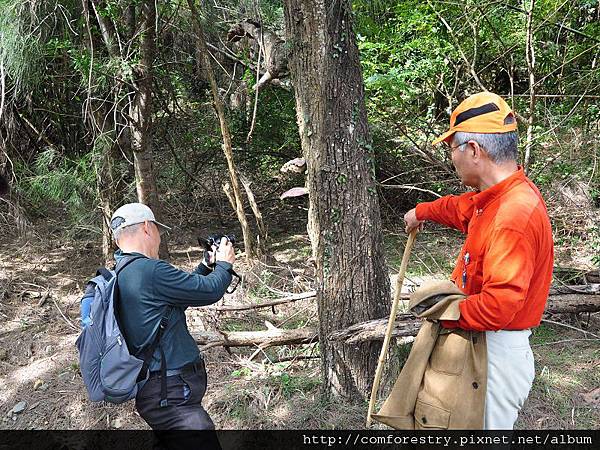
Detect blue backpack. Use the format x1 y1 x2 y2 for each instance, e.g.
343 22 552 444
76 256 172 405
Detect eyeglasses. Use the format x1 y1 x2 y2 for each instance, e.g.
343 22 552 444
445 140 470 155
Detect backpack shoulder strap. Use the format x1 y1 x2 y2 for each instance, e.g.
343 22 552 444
136 305 175 407
113 253 174 407
96 267 113 282
112 254 147 354
137 306 174 363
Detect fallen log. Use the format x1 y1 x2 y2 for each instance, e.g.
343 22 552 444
586 271 600 284
329 315 421 344
553 267 600 284
193 315 420 350
193 323 317 350
549 284 599 295
195 291 600 349
330 292 600 344
546 292 600 314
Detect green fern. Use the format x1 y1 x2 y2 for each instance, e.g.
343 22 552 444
18 147 98 225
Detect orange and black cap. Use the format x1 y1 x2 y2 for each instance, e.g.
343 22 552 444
432 92 517 145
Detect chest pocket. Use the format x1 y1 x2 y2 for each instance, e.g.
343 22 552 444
429 330 469 375
465 256 483 294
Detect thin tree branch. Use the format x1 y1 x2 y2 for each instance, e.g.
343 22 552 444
427 0 487 92
524 0 536 174
541 319 600 340
501 2 600 44
379 184 442 198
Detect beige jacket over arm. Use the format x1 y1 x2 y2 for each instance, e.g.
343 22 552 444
372 280 487 430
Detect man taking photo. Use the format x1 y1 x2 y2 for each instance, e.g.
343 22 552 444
404 92 554 429
109 202 235 431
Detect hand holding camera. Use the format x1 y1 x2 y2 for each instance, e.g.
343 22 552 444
201 234 236 267
199 234 240 293
215 237 235 265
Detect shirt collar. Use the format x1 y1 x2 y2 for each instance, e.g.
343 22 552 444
471 167 525 210
114 249 146 261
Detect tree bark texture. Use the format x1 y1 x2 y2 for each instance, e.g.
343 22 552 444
283 0 391 399
130 0 169 259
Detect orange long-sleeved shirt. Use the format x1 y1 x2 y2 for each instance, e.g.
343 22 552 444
415 168 554 331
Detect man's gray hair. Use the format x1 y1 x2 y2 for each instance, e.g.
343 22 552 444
113 222 144 243
454 131 519 163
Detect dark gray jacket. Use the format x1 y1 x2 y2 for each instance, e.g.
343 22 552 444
115 251 232 371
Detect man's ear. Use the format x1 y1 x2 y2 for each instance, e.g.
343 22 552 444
143 221 152 236
469 140 482 161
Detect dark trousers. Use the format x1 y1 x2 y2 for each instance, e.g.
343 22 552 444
136 359 221 450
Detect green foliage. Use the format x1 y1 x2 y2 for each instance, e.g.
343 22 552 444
355 1 455 122
0 0 52 96
230 367 252 378
230 88 300 179
247 269 277 300
17 147 98 225
275 372 320 399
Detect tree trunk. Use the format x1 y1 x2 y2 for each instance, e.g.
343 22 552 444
130 0 169 260
90 0 120 58
283 0 391 399
84 0 118 264
240 174 268 255
97 135 118 265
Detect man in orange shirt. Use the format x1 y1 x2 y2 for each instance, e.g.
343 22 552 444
404 92 554 429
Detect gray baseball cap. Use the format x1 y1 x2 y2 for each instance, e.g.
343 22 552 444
110 203 171 235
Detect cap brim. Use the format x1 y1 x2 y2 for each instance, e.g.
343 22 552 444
431 129 455 146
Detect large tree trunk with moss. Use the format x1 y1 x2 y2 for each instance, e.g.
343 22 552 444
130 0 169 260
283 0 391 399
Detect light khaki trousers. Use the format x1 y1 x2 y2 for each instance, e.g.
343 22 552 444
484 329 535 430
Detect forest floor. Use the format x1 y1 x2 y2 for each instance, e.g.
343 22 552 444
0 204 599 430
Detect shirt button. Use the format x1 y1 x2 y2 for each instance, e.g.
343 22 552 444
472 382 479 389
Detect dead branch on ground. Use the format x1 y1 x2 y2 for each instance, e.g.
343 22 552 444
198 291 600 349
213 291 317 312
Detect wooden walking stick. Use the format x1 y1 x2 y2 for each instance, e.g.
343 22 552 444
366 228 418 427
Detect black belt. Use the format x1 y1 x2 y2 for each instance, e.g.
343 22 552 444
148 360 201 379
